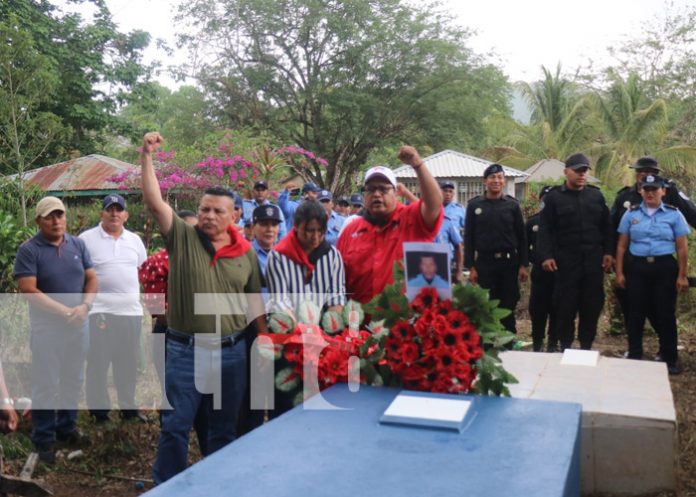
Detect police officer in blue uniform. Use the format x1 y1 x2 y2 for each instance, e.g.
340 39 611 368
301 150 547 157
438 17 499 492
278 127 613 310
441 180 466 237
278 182 320 232
318 190 345 246
615 175 690 374
526 185 558 352
243 181 287 239
537 153 613 351
610 156 696 347
435 216 464 283
464 164 528 334
349 193 363 215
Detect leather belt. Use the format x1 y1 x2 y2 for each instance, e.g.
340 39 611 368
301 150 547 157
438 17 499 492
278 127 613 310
631 254 673 264
478 251 515 260
166 328 246 349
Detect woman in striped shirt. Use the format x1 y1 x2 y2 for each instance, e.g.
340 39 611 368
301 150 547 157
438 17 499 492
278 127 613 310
266 200 346 316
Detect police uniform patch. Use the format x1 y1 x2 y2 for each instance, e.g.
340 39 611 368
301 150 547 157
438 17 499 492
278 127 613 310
631 218 639 224
475 208 482 215
532 225 539 232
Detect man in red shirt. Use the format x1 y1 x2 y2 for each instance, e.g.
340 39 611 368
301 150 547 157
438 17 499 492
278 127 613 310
337 146 443 303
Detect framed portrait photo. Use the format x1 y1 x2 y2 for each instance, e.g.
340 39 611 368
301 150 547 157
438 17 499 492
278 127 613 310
403 242 452 302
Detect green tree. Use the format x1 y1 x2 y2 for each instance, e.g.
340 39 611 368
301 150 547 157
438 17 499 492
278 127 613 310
175 0 509 192
606 4 696 144
0 0 154 161
119 83 214 150
0 13 68 225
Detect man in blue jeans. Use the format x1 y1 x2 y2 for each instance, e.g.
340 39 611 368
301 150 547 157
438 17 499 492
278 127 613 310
141 132 267 484
14 196 98 464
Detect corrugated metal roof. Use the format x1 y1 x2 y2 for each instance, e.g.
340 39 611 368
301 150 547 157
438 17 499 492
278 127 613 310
516 158 600 184
18 154 136 192
393 149 528 179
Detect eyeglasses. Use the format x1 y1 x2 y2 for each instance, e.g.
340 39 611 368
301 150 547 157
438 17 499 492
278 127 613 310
363 185 394 195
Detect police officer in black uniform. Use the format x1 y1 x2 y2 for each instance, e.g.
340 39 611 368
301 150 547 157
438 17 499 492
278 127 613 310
537 153 613 350
610 156 696 353
465 163 528 334
526 185 559 352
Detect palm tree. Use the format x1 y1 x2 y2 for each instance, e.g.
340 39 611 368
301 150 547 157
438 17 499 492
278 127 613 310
483 64 597 168
591 71 696 186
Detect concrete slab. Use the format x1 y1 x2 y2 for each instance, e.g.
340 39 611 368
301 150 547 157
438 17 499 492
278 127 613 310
144 385 583 497
501 351 676 495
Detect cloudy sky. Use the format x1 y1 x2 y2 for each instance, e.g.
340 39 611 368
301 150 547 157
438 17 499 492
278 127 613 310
72 0 683 86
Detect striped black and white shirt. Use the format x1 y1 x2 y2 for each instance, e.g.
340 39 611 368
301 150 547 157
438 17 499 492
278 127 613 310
266 244 346 313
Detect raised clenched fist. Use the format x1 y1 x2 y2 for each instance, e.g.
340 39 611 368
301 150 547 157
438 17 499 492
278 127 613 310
142 132 163 154
397 145 423 168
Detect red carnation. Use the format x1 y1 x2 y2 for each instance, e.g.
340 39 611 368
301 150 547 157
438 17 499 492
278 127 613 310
447 310 470 330
392 319 416 341
385 334 405 362
433 347 456 371
436 299 454 315
284 343 303 364
318 348 348 386
431 314 449 335
410 287 440 313
400 341 420 365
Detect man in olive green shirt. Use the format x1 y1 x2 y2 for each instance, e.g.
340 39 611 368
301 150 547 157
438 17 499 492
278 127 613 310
141 132 266 484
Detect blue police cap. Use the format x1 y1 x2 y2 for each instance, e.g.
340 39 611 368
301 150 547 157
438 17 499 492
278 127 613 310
638 175 666 189
318 190 333 201
253 204 282 223
302 182 320 193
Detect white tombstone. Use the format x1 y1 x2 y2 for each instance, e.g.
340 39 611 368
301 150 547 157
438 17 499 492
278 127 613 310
500 351 676 495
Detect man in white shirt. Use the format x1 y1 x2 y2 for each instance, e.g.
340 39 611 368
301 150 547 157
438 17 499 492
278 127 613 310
79 194 147 423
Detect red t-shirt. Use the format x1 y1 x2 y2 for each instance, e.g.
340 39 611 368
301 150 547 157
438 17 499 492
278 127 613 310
337 200 443 304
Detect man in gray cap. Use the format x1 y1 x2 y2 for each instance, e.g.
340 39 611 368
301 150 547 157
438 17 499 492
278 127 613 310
537 153 613 351
79 194 147 423
14 196 97 463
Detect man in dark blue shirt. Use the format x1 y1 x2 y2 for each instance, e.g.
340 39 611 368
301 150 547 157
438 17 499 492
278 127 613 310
14 196 98 464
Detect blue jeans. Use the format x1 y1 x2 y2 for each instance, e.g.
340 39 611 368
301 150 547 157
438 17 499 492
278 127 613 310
152 334 247 484
30 322 89 447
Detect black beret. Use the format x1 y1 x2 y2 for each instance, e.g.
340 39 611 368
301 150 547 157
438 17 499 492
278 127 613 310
564 153 591 170
483 163 504 178
630 156 661 171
